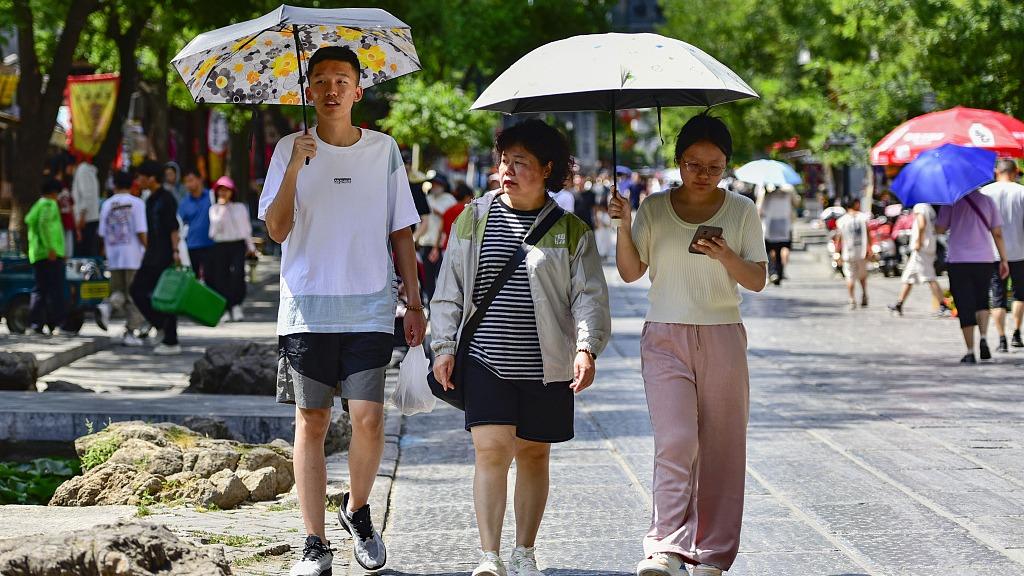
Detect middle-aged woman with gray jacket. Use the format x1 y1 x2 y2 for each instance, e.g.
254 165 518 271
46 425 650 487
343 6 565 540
430 119 611 576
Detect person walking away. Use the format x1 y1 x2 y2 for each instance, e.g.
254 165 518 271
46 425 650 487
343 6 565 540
757 184 795 285
258 46 425 576
431 119 610 576
549 181 576 213
208 176 255 322
888 203 950 317
25 179 68 335
71 156 101 256
413 173 456 305
431 181 474 263
935 189 1010 363
609 114 768 576
980 159 1024 351
178 168 215 282
129 160 182 355
97 171 148 346
573 174 597 229
836 197 871 309
57 182 76 258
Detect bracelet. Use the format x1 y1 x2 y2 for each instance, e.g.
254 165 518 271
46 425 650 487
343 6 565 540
406 304 425 312
577 348 596 360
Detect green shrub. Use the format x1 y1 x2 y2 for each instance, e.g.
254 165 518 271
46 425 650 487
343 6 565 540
0 458 82 505
80 435 121 471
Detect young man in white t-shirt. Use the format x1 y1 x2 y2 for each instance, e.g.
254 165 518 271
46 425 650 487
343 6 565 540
981 159 1024 350
97 170 148 346
835 197 872 309
259 47 424 576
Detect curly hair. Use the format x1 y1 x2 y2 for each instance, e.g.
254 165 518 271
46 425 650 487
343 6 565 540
494 119 573 191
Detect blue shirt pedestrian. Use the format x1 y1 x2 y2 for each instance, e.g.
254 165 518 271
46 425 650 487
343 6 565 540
178 190 214 249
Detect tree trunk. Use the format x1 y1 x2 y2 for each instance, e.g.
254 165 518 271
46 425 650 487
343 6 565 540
93 10 145 185
11 0 100 223
229 127 250 205
150 42 170 163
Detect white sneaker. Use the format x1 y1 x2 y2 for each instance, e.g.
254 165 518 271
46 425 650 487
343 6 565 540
472 550 507 576
637 552 688 576
96 302 111 331
221 311 231 324
153 343 182 356
508 546 543 576
121 332 145 347
231 305 244 321
691 565 722 576
148 329 165 346
289 535 333 576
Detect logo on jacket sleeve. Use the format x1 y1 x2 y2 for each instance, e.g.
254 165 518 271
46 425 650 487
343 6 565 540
333 177 352 184
554 233 566 246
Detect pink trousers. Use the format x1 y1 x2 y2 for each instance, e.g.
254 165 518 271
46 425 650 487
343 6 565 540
640 322 749 570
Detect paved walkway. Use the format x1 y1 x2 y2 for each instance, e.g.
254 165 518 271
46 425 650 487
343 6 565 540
6 246 1024 575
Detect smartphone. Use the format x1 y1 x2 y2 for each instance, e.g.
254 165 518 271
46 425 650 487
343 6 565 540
688 225 724 255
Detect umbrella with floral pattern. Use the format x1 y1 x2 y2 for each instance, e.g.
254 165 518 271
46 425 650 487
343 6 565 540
171 5 420 120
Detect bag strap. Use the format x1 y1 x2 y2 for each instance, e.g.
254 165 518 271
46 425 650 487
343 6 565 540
962 194 991 229
457 203 565 352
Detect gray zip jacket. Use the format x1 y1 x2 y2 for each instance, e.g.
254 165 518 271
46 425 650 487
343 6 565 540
429 192 611 383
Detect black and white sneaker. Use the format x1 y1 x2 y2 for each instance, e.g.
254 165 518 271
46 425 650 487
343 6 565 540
289 535 333 576
338 492 387 570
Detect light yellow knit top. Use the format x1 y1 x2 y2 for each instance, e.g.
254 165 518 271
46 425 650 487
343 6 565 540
632 190 768 325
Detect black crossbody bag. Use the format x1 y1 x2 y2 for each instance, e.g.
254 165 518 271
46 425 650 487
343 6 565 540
427 205 564 410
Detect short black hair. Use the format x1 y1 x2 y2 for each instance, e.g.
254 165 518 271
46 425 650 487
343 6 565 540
307 46 361 80
843 196 861 210
674 113 733 164
996 158 1019 176
495 119 573 191
453 181 474 201
181 166 202 179
137 160 163 179
41 178 62 195
112 171 134 190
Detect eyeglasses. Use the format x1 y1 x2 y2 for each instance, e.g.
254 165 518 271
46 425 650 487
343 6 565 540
682 161 726 178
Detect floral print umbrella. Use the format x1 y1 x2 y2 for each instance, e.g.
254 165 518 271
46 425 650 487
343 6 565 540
171 5 420 107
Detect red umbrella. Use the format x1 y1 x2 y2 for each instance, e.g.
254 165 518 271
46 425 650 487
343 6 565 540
870 106 1024 165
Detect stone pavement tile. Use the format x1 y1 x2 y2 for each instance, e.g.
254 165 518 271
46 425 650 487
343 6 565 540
962 448 1024 479
969 516 1024 549
805 500 962 535
739 518 839 553
847 448 983 471
748 457 901 504
844 528 1024 575
0 504 136 539
729 551 868 576
884 467 1021 494
917 490 1024 518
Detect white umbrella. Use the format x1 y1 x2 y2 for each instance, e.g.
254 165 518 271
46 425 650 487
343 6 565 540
734 159 802 186
471 33 757 219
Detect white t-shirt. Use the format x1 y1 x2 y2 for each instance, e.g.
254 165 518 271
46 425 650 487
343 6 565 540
418 191 457 247
258 128 420 335
981 181 1024 262
760 189 793 242
72 162 101 223
837 211 871 262
910 203 937 256
98 192 147 270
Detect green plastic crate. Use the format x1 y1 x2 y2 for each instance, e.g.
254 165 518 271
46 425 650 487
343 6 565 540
151 267 226 327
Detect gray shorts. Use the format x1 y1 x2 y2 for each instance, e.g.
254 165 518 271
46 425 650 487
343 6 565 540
277 332 392 410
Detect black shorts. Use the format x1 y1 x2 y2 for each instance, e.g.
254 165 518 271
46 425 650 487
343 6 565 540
949 263 997 328
463 355 574 444
765 240 792 251
277 332 392 410
990 260 1024 310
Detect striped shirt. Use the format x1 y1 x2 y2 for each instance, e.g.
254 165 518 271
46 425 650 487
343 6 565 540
468 199 544 380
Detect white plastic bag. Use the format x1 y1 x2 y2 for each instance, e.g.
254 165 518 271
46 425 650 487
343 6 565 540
390 345 435 416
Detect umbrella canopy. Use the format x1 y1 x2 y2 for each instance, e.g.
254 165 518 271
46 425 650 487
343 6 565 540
171 5 420 106
734 159 802 186
890 144 996 206
871 106 1024 165
472 33 757 113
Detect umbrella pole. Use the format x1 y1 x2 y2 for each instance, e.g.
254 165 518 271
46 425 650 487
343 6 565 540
292 27 310 165
610 95 621 227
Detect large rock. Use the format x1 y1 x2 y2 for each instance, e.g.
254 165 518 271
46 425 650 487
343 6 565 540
187 342 277 395
0 351 37 391
237 447 294 494
106 438 183 477
49 463 163 506
38 379 94 392
52 421 296 510
239 466 277 502
0 521 230 575
325 412 352 456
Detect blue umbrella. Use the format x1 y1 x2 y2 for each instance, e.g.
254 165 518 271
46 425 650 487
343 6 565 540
891 144 996 206
734 159 802 186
